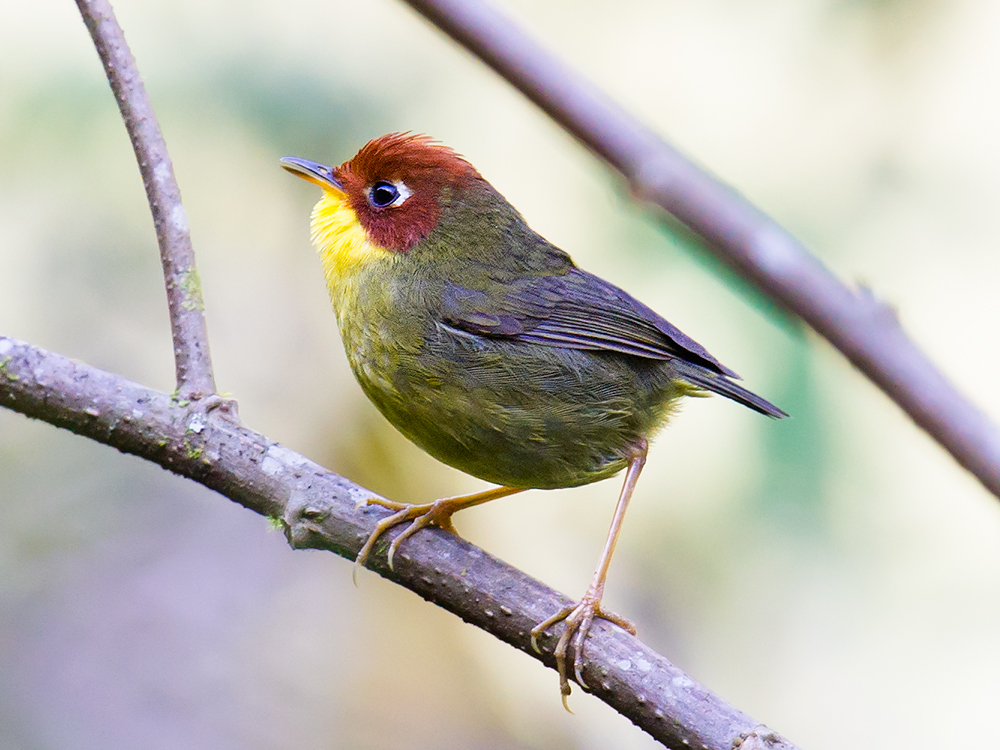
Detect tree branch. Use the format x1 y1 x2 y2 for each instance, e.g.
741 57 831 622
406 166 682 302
75 0 216 399
43 1 803 744
0 335 800 750
397 0 1000 500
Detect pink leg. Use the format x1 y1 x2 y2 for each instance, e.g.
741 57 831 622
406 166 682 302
530 439 647 709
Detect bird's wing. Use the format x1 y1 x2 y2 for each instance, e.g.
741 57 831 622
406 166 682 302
440 267 739 378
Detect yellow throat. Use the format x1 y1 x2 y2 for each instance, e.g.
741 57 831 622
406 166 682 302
309 190 397 307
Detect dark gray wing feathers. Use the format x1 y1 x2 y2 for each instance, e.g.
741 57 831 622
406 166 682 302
441 268 738 377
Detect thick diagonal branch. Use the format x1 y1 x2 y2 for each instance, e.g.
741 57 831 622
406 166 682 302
76 0 215 399
0 335 799 750
398 0 1000 499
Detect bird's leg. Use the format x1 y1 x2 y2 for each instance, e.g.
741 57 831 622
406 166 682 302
530 439 647 710
354 485 525 581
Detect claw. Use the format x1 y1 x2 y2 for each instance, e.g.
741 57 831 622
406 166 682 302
560 684 574 714
355 505 414 572
531 594 635 709
530 603 573 655
350 486 525 580
386 518 422 570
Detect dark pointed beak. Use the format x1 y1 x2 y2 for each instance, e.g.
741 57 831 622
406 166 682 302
280 156 344 192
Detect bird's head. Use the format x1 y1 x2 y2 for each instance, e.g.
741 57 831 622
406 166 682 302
281 133 482 263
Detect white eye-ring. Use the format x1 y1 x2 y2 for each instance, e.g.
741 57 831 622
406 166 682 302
369 180 411 208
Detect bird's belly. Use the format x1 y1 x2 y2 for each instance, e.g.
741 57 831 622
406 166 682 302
344 324 680 489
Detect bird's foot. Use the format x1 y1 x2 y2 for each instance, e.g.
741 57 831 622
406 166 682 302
352 486 523 584
530 589 636 711
352 496 462 582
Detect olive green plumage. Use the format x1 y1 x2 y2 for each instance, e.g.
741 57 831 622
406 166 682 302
332 178 784 490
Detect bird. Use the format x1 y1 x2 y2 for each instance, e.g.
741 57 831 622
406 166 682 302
280 133 786 706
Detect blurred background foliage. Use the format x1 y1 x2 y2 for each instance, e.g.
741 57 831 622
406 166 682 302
2 0 1000 748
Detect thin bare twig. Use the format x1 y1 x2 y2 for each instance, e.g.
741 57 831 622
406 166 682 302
76 0 216 400
398 0 1000 499
0 335 800 750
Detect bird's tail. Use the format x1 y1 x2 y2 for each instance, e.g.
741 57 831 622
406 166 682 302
673 361 787 419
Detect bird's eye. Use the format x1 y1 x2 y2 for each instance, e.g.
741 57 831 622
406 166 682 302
370 180 401 208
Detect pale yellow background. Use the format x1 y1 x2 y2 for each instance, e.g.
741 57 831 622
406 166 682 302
2 0 999 748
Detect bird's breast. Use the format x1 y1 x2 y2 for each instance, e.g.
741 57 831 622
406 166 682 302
328 259 431 413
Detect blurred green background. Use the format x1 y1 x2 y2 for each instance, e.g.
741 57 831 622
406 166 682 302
3 0 1000 748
